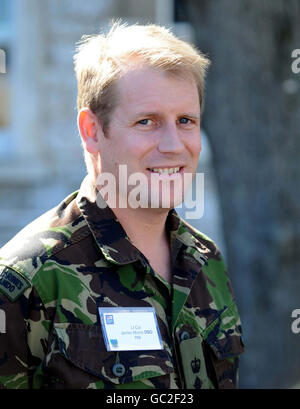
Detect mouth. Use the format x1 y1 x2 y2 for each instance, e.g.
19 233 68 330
147 166 184 176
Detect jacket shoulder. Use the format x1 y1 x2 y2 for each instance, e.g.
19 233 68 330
175 214 224 262
0 191 88 302
175 215 235 308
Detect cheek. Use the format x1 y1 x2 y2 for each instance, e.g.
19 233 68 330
128 138 155 159
99 142 119 173
188 133 202 157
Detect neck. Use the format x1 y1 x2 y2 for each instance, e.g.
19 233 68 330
112 206 169 247
112 207 172 283
93 173 173 282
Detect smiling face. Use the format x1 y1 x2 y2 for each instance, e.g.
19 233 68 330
96 66 201 210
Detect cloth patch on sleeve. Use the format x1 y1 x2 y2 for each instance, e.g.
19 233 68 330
0 266 31 302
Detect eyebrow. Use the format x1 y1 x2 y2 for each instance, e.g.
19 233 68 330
182 113 201 120
133 112 201 120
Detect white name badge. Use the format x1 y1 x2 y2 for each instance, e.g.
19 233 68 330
98 307 163 351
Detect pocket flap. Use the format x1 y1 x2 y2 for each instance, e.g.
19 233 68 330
54 323 174 385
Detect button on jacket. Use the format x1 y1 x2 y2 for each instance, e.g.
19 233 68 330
0 175 244 389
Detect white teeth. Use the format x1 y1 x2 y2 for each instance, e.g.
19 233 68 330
149 167 180 174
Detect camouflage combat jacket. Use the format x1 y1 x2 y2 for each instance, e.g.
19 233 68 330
0 175 244 389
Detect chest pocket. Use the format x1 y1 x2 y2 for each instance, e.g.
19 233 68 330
178 302 245 389
47 323 174 388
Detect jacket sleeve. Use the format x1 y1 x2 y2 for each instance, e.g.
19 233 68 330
0 288 31 388
0 280 49 389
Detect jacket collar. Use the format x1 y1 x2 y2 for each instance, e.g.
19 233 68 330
76 175 141 264
76 175 208 268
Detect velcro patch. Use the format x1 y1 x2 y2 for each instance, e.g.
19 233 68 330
0 266 31 302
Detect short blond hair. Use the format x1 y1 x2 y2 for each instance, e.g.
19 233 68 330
74 21 210 174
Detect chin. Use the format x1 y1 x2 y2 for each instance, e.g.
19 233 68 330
147 189 185 210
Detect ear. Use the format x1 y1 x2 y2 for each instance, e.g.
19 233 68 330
77 108 104 154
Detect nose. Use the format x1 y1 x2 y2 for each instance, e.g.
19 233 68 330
158 123 185 154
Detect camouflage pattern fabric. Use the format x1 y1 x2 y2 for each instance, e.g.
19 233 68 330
0 175 244 389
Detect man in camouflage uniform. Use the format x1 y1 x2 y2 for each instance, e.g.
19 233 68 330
0 23 244 389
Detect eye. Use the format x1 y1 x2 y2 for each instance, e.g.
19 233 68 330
178 117 199 129
179 117 192 125
137 118 152 125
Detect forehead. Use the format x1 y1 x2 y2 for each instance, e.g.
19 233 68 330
114 66 200 114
